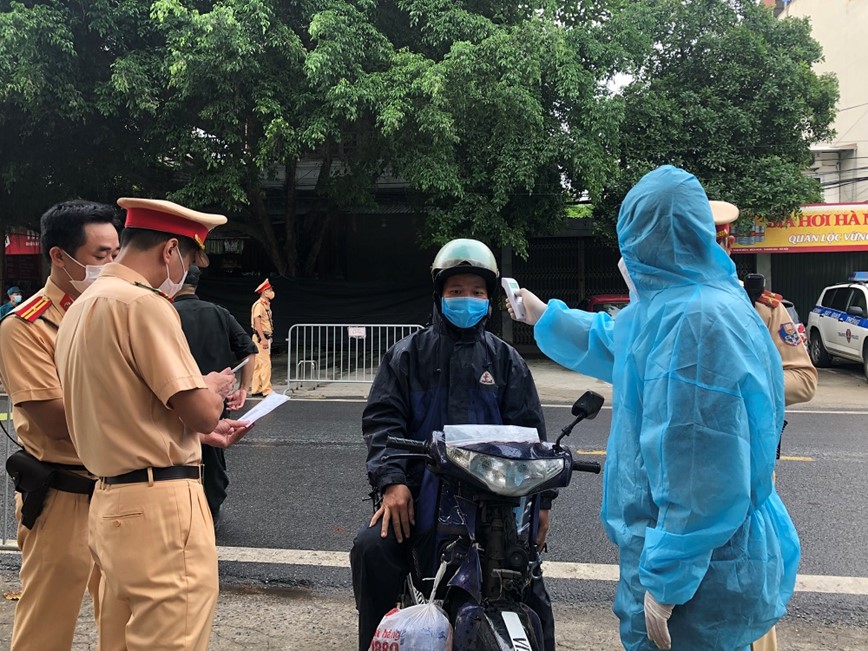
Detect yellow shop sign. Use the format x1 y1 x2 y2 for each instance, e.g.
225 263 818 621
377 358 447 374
732 203 868 254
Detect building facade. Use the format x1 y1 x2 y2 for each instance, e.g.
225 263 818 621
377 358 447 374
769 0 868 203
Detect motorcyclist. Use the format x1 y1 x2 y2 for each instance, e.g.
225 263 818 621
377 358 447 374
350 238 557 651
508 166 800 650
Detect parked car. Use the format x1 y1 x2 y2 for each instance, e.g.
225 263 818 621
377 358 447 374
806 272 868 380
580 294 630 319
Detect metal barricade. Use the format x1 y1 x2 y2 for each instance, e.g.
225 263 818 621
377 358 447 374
286 323 423 388
1 392 17 549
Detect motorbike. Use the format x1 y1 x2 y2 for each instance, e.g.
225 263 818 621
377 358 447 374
384 390 605 651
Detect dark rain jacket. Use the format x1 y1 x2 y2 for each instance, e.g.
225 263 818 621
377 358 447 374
362 308 552 533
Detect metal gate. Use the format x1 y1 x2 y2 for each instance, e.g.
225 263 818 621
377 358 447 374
510 237 627 346
286 323 423 387
1 392 18 549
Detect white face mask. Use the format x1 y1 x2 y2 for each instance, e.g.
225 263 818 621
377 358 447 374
159 248 188 298
63 251 107 294
618 257 639 300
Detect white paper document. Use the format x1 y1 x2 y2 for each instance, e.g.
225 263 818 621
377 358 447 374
240 392 290 424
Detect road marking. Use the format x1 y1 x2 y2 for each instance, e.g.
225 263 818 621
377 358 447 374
282 397 868 416
574 450 814 462
214 546 868 596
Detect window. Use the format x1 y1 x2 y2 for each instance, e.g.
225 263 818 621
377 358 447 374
848 289 867 313
821 288 838 308
829 288 852 312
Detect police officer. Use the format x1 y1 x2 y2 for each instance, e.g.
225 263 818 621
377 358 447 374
250 278 275 395
0 286 23 318
55 197 249 651
0 200 119 650
174 265 258 523
712 200 817 651
712 201 818 407
350 239 557 651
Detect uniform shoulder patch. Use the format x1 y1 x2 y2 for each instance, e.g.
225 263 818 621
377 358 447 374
133 282 171 301
12 294 52 323
479 371 496 386
756 290 783 309
778 322 802 347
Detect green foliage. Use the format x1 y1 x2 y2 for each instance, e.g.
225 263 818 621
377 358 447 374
0 0 838 271
594 0 839 242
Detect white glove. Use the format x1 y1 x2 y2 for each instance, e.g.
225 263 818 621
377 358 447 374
644 591 674 650
510 288 547 325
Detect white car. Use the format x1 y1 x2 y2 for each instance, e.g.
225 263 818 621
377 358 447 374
806 272 868 380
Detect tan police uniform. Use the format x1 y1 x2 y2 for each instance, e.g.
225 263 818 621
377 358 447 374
0 278 101 651
750 290 817 651
712 201 817 651
753 291 818 406
55 198 226 651
250 279 273 395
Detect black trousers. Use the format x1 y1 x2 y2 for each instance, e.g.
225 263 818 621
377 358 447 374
350 522 555 651
202 445 229 521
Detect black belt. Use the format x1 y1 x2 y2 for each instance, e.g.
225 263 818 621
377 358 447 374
102 465 201 485
51 471 95 495
53 462 88 472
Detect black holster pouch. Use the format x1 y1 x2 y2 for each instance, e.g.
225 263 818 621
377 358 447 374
6 450 55 529
6 450 95 529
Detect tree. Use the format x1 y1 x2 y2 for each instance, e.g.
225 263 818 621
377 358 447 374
1 0 644 273
0 1 168 230
595 0 838 242
368 0 647 258
0 1 837 272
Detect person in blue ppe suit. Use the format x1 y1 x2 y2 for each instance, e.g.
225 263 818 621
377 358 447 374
350 238 557 651
507 166 800 650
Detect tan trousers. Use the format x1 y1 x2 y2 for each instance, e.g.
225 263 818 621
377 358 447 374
251 335 272 395
12 489 100 651
752 627 777 650
90 478 218 651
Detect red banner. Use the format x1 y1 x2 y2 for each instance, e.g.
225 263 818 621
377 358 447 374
4 231 41 256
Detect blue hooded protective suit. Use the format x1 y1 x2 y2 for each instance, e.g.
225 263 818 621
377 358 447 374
535 166 800 650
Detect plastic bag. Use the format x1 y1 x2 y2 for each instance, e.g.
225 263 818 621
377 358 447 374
443 423 539 447
368 603 453 651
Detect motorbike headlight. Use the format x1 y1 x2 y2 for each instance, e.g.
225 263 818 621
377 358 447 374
446 446 565 497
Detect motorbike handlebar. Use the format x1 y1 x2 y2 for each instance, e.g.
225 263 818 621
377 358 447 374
572 459 602 474
386 436 429 454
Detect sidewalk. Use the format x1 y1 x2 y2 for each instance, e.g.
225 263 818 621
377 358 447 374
277 353 866 410
0 564 864 650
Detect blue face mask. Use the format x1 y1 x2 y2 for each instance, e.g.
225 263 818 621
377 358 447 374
441 297 489 329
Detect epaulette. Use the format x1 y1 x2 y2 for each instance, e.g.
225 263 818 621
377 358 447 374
12 294 52 323
133 282 172 301
756 290 783 309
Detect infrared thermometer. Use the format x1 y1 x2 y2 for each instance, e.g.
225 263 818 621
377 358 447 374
501 277 526 322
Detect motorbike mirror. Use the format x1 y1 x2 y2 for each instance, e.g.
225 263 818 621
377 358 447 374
571 391 605 420
556 391 605 450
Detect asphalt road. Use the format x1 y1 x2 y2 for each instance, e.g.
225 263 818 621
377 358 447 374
213 399 868 627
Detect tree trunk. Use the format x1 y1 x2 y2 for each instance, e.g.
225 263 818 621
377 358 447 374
302 212 332 277
299 151 334 277
246 185 287 276
283 158 298 278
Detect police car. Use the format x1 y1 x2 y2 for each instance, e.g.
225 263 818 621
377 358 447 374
806 272 868 380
